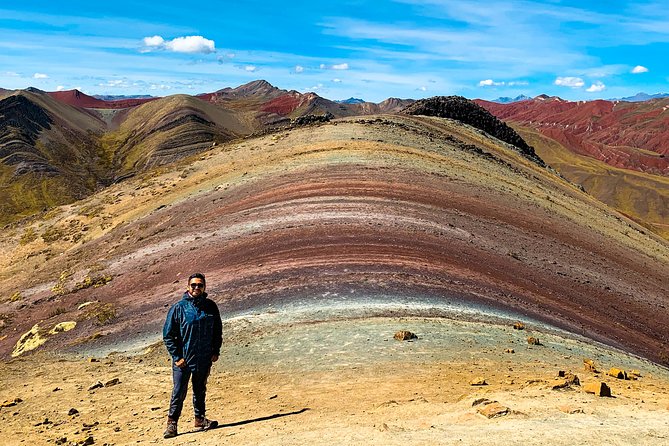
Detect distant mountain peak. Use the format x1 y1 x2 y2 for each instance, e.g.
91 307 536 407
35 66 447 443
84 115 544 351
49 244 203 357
491 94 531 104
613 92 669 102
335 97 365 104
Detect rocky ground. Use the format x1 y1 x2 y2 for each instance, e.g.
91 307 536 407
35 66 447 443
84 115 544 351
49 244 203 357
2 312 668 445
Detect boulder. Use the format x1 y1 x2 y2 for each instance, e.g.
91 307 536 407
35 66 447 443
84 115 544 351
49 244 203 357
583 382 612 397
527 336 541 345
88 381 103 391
477 402 510 418
470 377 488 386
393 330 418 341
608 368 628 380
513 322 525 330
104 378 120 387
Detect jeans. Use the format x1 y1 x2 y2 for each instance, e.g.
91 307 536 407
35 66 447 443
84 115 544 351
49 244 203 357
168 364 211 420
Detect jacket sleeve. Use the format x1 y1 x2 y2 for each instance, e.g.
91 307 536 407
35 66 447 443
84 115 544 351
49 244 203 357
163 305 183 362
211 302 223 357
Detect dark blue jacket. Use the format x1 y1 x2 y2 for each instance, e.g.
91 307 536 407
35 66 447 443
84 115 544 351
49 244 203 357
163 292 222 372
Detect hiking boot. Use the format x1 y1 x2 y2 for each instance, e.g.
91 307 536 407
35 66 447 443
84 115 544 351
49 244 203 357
163 418 178 438
194 416 218 431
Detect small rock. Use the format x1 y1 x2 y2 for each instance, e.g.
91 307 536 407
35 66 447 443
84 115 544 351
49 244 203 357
527 336 541 345
472 398 494 406
583 382 612 397
477 402 509 418
88 358 99 363
470 377 487 386
88 381 103 391
513 322 525 330
80 435 95 445
55 437 67 445
68 408 79 416
1 398 22 408
628 370 642 379
393 330 418 341
558 405 584 414
104 378 120 387
583 358 599 373
504 348 515 353
608 368 628 380
268 394 278 400
52 387 62 392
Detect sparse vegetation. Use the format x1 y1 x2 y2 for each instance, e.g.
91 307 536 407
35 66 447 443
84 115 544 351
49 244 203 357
77 203 105 218
9 291 22 302
51 271 72 296
91 303 117 326
19 227 38 245
42 226 67 243
74 274 113 291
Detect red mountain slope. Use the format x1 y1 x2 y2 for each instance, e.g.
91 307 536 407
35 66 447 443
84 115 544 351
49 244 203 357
476 97 669 175
48 89 156 109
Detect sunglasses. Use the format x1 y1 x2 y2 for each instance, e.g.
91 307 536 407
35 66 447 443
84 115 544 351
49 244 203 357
189 283 205 289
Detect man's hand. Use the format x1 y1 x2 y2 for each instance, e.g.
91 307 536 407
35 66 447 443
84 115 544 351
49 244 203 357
175 358 186 368
211 355 219 363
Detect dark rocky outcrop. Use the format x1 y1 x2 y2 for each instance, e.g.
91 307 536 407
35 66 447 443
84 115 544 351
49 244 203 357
402 96 544 166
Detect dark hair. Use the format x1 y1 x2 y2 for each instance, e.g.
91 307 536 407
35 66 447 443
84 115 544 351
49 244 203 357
188 273 206 284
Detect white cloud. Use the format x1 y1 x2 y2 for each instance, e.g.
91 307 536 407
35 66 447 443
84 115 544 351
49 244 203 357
478 79 504 86
332 78 342 83
150 84 173 90
33 73 49 79
632 65 648 73
294 65 304 73
142 35 216 54
320 63 350 70
4 71 20 77
56 85 65 91
417 86 427 91
143 35 164 47
244 65 257 72
554 76 585 88
586 81 606 92
98 79 130 88
507 80 529 86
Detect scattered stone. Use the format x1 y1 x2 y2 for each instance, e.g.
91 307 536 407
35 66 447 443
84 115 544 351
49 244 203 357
34 418 52 426
88 381 103 391
82 421 99 430
88 358 99 363
393 330 418 341
513 322 525 330
608 368 628 380
472 398 494 406
1 398 22 408
583 382 612 397
527 336 541 345
628 370 642 380
55 437 67 445
52 387 62 392
558 405 584 414
104 378 120 387
477 402 510 418
583 358 599 373
68 408 79 416
504 349 515 353
268 394 278 400
469 377 488 386
79 435 95 445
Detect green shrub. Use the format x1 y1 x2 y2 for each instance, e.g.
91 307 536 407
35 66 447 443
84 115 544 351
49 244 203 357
19 227 38 245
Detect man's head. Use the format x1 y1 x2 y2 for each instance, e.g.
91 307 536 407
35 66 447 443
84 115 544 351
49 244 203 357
187 273 206 297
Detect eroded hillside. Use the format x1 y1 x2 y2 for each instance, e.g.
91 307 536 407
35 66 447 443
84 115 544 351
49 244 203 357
1 115 668 366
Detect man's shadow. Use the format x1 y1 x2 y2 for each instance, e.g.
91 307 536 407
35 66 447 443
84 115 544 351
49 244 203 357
180 408 309 436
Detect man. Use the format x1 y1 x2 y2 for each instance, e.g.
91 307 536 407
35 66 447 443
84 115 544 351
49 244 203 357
163 273 222 438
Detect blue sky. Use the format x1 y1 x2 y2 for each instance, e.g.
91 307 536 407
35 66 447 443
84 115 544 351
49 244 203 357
1 0 668 102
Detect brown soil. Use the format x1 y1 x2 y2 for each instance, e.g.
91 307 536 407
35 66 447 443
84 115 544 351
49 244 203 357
2 316 668 445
